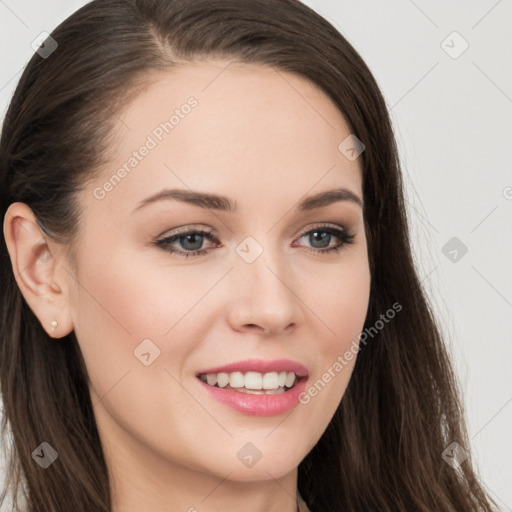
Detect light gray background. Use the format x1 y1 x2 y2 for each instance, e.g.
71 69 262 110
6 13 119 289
1 1 511 510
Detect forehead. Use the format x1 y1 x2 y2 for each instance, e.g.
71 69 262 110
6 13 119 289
85 60 363 218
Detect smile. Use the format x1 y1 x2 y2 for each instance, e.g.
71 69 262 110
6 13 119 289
197 371 301 395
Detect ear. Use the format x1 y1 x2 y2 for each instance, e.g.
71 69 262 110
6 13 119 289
3 202 74 338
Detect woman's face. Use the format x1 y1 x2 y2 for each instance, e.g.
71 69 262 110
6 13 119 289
65 60 370 488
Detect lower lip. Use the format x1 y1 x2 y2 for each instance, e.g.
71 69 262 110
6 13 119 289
197 377 308 416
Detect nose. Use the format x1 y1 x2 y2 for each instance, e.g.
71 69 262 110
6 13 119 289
225 244 303 336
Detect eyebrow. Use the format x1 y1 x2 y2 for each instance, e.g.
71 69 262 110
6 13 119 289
132 187 363 213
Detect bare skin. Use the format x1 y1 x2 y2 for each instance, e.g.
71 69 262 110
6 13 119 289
4 59 371 512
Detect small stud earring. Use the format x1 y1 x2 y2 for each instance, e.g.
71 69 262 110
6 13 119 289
51 320 58 331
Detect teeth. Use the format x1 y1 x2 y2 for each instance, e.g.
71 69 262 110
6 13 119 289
199 371 297 390
229 371 245 388
217 372 229 388
262 372 279 389
285 372 296 388
245 371 262 390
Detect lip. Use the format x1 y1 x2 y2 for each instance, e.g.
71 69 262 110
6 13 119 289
195 358 309 378
197 376 308 416
195 358 309 417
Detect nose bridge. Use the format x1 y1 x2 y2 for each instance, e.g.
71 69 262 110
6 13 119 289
228 233 300 332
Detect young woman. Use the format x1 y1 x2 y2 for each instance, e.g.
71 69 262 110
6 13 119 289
0 1 498 511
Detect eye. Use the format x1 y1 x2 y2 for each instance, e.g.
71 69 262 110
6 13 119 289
154 226 218 258
293 224 355 255
154 223 355 258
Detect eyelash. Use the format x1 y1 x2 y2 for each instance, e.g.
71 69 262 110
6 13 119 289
154 224 355 258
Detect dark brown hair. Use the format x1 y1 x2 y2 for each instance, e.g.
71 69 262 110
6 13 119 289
0 1 498 510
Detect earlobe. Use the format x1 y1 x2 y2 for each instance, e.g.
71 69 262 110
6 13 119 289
3 202 74 339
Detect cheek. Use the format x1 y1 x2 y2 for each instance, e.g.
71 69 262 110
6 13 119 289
69 248 210 457
308 254 371 353
298 255 370 425
72 245 208 340
333 271 371 351
68 247 197 397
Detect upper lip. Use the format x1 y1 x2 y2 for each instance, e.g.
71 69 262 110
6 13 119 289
196 358 308 378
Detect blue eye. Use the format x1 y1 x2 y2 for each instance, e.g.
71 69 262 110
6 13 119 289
155 229 217 258
155 224 355 258
294 226 355 254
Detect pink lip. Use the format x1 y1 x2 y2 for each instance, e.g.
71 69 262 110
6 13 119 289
195 358 309 378
195 358 309 417
197 377 308 416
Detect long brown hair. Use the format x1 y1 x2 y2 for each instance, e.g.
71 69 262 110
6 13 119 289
0 1 497 510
